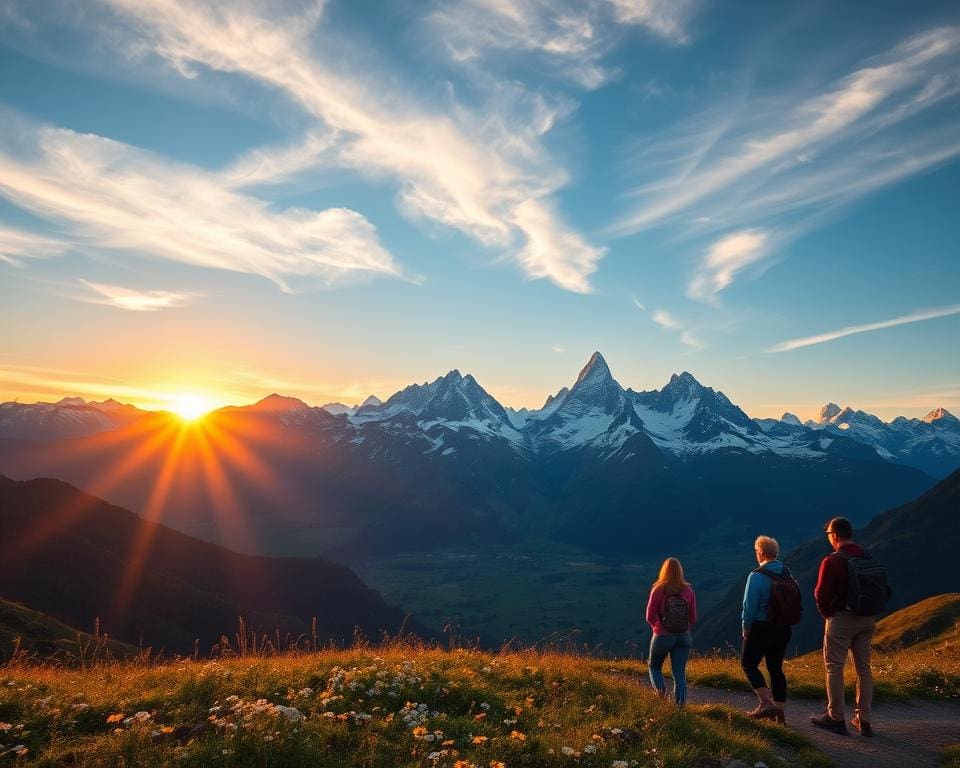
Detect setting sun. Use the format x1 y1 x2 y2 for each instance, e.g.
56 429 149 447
168 393 214 422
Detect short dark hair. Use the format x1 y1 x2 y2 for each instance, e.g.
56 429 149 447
825 516 853 539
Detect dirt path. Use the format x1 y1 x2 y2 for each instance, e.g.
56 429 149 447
687 685 960 768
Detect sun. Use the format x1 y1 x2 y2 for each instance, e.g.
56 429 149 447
168 393 213 422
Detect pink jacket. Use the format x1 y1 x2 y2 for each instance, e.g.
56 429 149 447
646 584 697 635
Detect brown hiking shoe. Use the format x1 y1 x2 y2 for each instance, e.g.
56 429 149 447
851 716 873 737
809 713 848 735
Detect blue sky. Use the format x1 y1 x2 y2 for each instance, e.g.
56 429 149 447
0 0 958 419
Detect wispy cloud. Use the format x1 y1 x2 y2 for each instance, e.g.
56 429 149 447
651 309 681 329
0 224 68 265
687 228 768 304
95 0 604 292
551 345 566 353
632 296 645 311
0 114 406 291
767 303 960 353
428 0 697 89
613 26 960 236
78 279 201 311
651 309 703 349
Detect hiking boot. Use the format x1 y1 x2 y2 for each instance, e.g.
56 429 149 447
851 716 873 737
774 706 785 725
809 713 848 735
747 705 779 721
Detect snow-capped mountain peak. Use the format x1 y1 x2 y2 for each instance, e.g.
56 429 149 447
359 395 382 408
574 351 612 387
924 407 958 426
321 402 354 416
781 412 802 426
818 403 842 423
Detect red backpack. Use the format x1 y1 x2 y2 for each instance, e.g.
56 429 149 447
753 566 803 626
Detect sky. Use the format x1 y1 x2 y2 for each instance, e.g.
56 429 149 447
0 0 958 421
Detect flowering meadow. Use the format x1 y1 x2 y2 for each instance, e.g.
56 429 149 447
0 646 830 767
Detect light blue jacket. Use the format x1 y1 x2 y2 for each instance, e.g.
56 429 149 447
742 559 784 633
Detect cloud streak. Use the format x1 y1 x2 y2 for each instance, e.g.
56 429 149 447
0 224 68 265
98 0 605 292
613 26 960 236
767 303 960 353
78 279 201 311
651 308 703 349
0 115 406 291
428 0 697 89
687 228 768 303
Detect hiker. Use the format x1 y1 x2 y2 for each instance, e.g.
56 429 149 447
741 535 801 724
810 516 889 737
646 557 697 705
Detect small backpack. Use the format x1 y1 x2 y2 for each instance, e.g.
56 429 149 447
753 566 803 626
660 591 690 633
836 549 890 615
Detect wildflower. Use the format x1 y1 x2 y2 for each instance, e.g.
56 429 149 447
510 730 526 741
490 762 506 768
413 726 428 736
106 713 125 724
274 705 304 723
0 723 11 731
612 762 629 768
442 739 456 746
471 735 489 745
561 746 576 756
13 745 28 757
584 744 597 753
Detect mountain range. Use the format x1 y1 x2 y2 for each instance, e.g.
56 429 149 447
0 353 949 563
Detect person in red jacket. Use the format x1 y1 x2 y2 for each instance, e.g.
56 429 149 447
809 516 874 737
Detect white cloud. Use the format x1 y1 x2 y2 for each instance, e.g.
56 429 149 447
767 304 960 353
651 308 702 348
651 309 681 329
0 224 68 265
0 116 406 291
687 229 768 304
613 26 960 235
428 0 696 89
78 279 201 311
632 296 645 311
552 345 565 353
96 0 604 293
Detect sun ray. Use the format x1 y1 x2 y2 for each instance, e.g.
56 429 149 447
111 422 190 618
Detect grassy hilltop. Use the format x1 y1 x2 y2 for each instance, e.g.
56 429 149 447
0 645 830 768
2 595 960 766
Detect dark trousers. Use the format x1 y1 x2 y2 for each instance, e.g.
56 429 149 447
741 620 791 702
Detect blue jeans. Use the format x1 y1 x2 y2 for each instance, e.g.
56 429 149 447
648 632 692 704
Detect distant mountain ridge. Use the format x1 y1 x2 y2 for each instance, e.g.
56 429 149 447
0 353 942 562
4 353 956 477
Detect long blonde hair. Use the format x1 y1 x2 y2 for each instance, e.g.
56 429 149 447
652 557 690 594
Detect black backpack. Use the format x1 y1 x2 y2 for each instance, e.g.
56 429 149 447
753 566 803 626
660 592 690 633
836 549 890 615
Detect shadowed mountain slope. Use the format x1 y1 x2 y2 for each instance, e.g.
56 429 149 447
697 468 960 653
0 475 416 654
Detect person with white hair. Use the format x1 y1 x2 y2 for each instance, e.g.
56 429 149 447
740 534 801 723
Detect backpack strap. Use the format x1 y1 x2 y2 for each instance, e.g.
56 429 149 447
753 567 788 581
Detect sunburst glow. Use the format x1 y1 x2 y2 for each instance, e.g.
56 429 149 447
168 393 214 422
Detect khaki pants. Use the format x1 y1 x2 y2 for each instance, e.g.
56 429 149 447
824 611 876 722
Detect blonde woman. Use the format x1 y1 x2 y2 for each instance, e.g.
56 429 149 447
645 557 697 704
